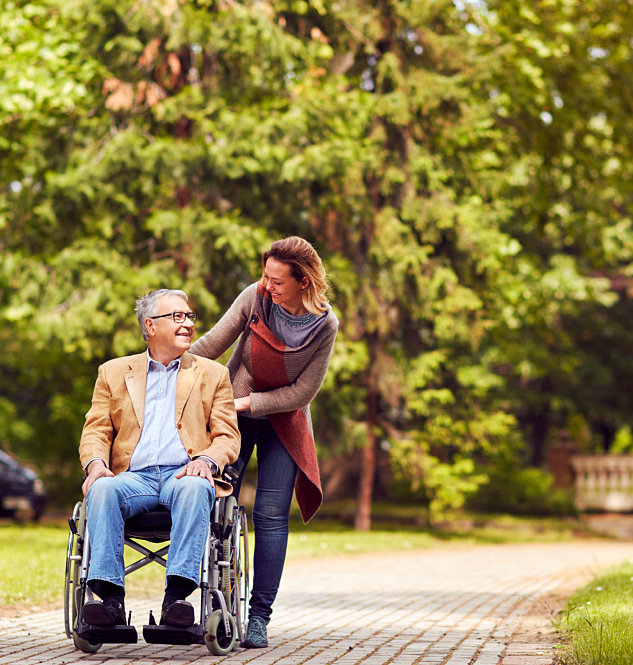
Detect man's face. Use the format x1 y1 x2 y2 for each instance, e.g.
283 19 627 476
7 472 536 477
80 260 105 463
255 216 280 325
146 294 195 360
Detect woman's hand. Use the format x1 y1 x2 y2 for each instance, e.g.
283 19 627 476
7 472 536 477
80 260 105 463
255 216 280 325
234 396 251 412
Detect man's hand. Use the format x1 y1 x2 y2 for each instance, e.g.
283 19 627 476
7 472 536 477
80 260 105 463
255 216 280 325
82 459 114 497
175 458 216 486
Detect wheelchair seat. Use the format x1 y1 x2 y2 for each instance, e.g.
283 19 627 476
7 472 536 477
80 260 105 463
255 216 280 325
124 509 172 541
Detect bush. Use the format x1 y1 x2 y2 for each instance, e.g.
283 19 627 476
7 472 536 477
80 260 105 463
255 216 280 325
467 466 577 517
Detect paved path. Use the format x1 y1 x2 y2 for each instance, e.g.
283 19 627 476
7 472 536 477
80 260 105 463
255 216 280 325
0 541 631 665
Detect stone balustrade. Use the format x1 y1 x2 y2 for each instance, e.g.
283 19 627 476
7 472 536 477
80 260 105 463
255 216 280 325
571 454 633 512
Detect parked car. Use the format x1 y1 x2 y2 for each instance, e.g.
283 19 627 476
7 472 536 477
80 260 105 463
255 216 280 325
0 449 48 520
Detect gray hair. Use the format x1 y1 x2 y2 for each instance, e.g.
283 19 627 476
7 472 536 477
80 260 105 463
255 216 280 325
135 289 188 343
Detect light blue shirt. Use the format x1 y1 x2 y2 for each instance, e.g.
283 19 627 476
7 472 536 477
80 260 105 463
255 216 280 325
129 351 190 472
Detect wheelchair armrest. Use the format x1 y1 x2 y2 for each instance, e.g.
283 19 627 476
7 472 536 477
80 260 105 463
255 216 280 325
222 457 244 484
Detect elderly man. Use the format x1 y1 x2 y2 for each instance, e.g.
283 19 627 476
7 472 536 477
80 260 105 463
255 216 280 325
78 289 240 632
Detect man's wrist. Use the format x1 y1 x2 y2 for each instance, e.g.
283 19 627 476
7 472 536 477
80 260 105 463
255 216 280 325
85 458 106 474
194 456 219 475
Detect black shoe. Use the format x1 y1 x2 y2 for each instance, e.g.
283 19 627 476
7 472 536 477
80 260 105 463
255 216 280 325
160 600 195 628
81 599 127 626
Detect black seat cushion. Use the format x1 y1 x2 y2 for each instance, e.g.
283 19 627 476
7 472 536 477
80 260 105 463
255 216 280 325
125 509 172 541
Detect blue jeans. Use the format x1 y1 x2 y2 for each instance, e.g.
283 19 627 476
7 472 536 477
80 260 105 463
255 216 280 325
234 417 297 623
86 465 215 590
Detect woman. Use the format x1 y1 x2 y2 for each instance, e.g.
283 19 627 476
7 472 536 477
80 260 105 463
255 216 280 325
191 236 338 648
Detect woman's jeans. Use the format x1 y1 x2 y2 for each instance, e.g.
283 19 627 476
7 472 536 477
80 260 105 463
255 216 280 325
86 465 215 590
235 416 298 624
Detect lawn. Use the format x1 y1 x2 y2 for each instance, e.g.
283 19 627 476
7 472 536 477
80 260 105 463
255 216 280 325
0 525 66 612
557 561 633 665
0 508 591 615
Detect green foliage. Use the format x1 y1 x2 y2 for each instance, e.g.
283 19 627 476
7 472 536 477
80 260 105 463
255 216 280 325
609 426 633 454
476 0 633 459
2 0 633 517
392 443 487 524
467 466 577 517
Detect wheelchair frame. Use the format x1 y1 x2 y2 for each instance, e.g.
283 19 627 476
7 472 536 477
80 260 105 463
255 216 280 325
63 491 249 655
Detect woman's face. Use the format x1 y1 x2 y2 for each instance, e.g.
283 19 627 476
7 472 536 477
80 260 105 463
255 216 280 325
263 257 308 314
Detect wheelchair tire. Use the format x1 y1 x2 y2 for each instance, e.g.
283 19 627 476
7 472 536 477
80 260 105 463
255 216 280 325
235 505 249 642
72 631 101 654
220 496 237 608
204 609 237 655
71 501 86 620
219 497 249 643
70 501 103 653
64 501 82 638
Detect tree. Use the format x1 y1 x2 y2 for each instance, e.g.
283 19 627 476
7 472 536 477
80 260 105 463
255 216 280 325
3 0 633 527
261 0 526 526
474 0 633 459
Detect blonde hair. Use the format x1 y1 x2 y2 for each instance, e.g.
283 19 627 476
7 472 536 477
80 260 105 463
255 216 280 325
261 236 329 315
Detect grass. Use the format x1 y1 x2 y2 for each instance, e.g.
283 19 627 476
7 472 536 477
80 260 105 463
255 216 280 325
0 525 67 612
0 507 596 615
557 561 633 665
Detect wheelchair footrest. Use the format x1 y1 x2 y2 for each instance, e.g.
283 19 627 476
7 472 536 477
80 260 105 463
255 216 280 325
75 622 138 645
143 623 205 645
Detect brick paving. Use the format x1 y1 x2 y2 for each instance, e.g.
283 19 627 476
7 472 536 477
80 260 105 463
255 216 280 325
0 541 631 665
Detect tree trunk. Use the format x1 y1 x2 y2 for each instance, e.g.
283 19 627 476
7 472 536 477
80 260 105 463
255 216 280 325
355 381 378 531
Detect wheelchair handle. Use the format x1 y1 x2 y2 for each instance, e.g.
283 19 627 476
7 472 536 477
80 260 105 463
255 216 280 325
222 458 245 483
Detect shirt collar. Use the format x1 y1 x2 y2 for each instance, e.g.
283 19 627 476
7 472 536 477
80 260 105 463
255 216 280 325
146 349 182 372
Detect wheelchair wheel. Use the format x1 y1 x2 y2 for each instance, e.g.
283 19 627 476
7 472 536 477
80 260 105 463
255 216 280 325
220 496 237 608
64 501 81 638
235 505 249 642
219 498 249 643
205 609 237 655
73 631 101 653
220 525 232 608
65 500 102 653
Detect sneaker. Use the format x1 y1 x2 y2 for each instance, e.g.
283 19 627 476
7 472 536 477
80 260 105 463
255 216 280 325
243 615 268 648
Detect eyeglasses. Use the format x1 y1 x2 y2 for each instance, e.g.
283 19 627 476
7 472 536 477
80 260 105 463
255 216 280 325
150 311 198 324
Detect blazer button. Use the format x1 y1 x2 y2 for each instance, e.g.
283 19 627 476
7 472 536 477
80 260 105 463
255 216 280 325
251 314 259 324
177 424 182 429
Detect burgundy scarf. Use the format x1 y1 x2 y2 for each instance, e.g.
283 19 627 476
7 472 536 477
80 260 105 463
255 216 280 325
249 308 322 523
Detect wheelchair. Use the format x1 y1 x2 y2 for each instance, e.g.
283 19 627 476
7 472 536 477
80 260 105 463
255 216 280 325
63 466 249 656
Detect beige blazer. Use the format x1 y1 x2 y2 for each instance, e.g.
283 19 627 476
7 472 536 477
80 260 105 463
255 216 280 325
79 351 240 496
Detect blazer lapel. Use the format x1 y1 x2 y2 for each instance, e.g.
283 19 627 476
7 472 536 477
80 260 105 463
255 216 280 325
176 352 199 423
124 354 147 429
